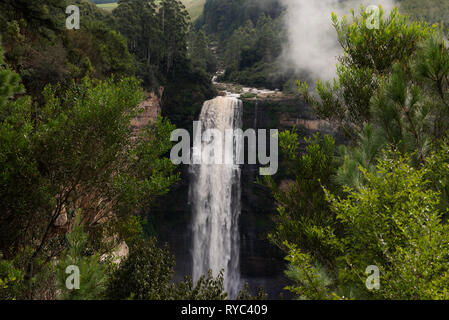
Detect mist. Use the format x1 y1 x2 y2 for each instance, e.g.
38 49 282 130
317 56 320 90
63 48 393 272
279 0 397 82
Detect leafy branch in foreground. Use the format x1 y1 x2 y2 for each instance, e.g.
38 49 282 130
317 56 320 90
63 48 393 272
57 214 108 300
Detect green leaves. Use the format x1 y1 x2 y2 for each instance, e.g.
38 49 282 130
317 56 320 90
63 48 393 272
265 132 338 269
57 215 108 300
106 237 175 300
221 11 285 89
114 0 190 82
284 242 339 300
0 252 24 300
0 67 180 299
174 270 229 300
336 7 433 73
326 153 449 299
304 7 435 136
278 4 449 301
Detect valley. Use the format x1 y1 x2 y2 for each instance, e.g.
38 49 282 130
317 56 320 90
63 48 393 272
2 0 449 303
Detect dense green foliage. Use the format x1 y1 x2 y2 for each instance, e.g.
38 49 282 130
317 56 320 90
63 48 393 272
299 7 435 137
222 15 289 89
106 237 177 300
0 252 24 300
197 0 282 40
107 237 264 300
0 0 216 128
0 1 184 296
57 215 108 300
196 0 293 90
188 30 217 74
327 154 449 299
0 0 135 98
281 150 449 299
264 132 338 264
265 6 449 300
113 0 189 85
0 61 179 298
111 0 217 127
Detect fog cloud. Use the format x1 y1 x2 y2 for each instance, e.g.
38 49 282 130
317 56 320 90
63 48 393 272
280 0 396 82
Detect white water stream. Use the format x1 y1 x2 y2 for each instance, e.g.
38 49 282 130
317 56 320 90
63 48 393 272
190 96 243 298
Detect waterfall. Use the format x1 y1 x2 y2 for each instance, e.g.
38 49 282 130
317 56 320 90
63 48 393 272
190 96 243 298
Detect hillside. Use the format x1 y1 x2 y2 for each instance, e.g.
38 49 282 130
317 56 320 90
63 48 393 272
182 0 205 21
93 0 205 21
92 0 449 26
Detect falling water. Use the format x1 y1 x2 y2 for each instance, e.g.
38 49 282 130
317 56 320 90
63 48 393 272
190 96 243 298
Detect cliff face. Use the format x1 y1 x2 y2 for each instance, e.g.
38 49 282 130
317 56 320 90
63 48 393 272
131 88 163 138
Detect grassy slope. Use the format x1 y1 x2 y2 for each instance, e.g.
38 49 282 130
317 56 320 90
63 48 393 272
181 0 206 22
96 3 118 12
95 0 205 21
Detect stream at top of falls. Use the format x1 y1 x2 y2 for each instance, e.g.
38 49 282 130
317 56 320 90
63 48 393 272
189 65 285 298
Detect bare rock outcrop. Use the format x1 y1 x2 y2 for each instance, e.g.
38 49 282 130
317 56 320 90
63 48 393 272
131 87 163 139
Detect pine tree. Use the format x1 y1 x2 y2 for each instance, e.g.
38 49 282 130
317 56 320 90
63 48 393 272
299 7 435 137
336 32 449 189
57 214 108 300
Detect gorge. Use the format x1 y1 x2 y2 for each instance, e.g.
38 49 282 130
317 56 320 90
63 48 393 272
152 83 330 298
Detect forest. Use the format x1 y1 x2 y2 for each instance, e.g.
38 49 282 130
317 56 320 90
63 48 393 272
2 0 449 303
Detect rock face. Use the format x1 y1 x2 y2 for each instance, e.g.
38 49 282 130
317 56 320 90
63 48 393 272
131 88 163 138
279 114 333 131
101 240 129 265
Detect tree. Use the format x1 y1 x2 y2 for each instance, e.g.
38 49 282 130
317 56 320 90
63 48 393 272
112 0 216 129
57 214 108 300
263 131 340 270
236 283 268 301
174 270 228 300
336 32 449 191
278 7 449 300
221 13 286 89
0 40 39 257
299 7 435 137
282 151 449 300
106 237 175 300
158 0 190 75
0 252 24 300
0 0 66 39
0 71 179 297
189 30 216 73
326 154 449 299
0 0 137 97
113 0 190 85
106 237 231 300
113 0 159 82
